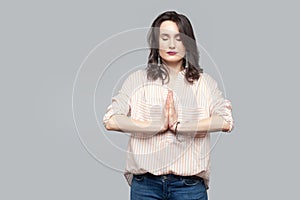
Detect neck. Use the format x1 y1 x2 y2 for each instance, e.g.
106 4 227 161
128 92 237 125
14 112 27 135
163 60 183 74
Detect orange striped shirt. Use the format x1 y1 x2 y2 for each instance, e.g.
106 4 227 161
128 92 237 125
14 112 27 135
103 69 233 188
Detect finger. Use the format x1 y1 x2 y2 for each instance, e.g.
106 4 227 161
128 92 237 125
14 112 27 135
169 103 174 115
165 93 169 107
169 100 175 113
169 91 175 106
163 94 169 119
165 97 169 110
169 92 175 110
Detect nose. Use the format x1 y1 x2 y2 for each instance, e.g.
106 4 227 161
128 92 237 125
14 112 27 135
169 38 175 49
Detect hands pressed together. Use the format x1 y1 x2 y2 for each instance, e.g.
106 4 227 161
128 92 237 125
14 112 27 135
159 90 207 138
161 90 179 133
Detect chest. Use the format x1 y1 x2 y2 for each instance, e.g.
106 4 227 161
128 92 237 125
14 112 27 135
130 78 211 120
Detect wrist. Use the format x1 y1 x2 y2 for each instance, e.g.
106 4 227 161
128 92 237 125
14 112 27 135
174 121 180 134
159 121 168 133
169 120 178 132
169 121 180 134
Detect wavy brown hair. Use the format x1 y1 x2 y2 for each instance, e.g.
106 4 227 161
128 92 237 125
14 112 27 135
146 11 203 84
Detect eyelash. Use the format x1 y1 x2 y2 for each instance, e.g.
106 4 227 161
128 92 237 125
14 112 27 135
161 38 182 41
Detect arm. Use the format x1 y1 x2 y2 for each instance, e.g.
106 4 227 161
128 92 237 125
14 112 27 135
104 90 176 138
104 115 167 138
169 74 234 138
207 74 234 134
103 72 170 138
173 115 231 138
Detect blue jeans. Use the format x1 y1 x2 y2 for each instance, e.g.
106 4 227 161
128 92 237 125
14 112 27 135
130 173 208 200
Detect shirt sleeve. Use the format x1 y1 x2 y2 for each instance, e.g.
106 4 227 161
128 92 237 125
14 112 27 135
206 74 234 132
102 72 135 125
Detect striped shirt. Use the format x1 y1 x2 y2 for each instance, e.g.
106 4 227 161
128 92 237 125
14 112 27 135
103 69 233 188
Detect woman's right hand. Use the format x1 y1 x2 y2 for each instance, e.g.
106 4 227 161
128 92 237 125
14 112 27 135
167 90 178 132
160 91 170 133
159 90 178 133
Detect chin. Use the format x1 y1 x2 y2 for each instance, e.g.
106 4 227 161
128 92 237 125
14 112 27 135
164 58 183 63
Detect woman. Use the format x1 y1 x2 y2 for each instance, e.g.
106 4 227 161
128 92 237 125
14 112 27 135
103 11 233 200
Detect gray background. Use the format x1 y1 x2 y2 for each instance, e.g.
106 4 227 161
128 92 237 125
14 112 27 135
1 0 299 199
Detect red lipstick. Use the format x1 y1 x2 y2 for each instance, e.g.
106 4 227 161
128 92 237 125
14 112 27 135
167 51 177 55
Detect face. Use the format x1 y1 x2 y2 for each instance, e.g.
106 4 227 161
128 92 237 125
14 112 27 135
159 20 186 66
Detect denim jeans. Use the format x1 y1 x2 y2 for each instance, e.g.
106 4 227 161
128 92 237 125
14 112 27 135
130 173 208 200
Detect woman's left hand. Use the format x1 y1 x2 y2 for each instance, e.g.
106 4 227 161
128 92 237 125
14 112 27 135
167 90 178 132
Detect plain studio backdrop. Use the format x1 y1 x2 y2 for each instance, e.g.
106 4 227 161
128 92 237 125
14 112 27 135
1 0 299 199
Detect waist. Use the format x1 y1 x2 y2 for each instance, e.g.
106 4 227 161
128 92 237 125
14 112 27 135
134 172 203 181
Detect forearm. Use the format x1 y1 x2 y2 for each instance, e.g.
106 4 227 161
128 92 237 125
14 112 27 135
104 115 164 137
177 115 231 137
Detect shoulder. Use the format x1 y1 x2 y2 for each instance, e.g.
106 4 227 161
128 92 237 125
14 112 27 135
129 69 147 78
197 72 217 85
126 69 147 81
122 69 148 87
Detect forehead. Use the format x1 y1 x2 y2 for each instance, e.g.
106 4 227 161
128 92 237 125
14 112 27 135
159 20 180 35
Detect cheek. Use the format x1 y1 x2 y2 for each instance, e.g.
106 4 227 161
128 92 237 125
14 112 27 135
177 43 185 51
177 47 185 57
159 41 168 50
177 45 186 56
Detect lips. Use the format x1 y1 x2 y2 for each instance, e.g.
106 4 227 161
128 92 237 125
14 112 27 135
167 51 177 55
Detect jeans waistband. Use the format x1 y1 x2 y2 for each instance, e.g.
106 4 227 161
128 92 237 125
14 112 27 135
137 172 203 181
